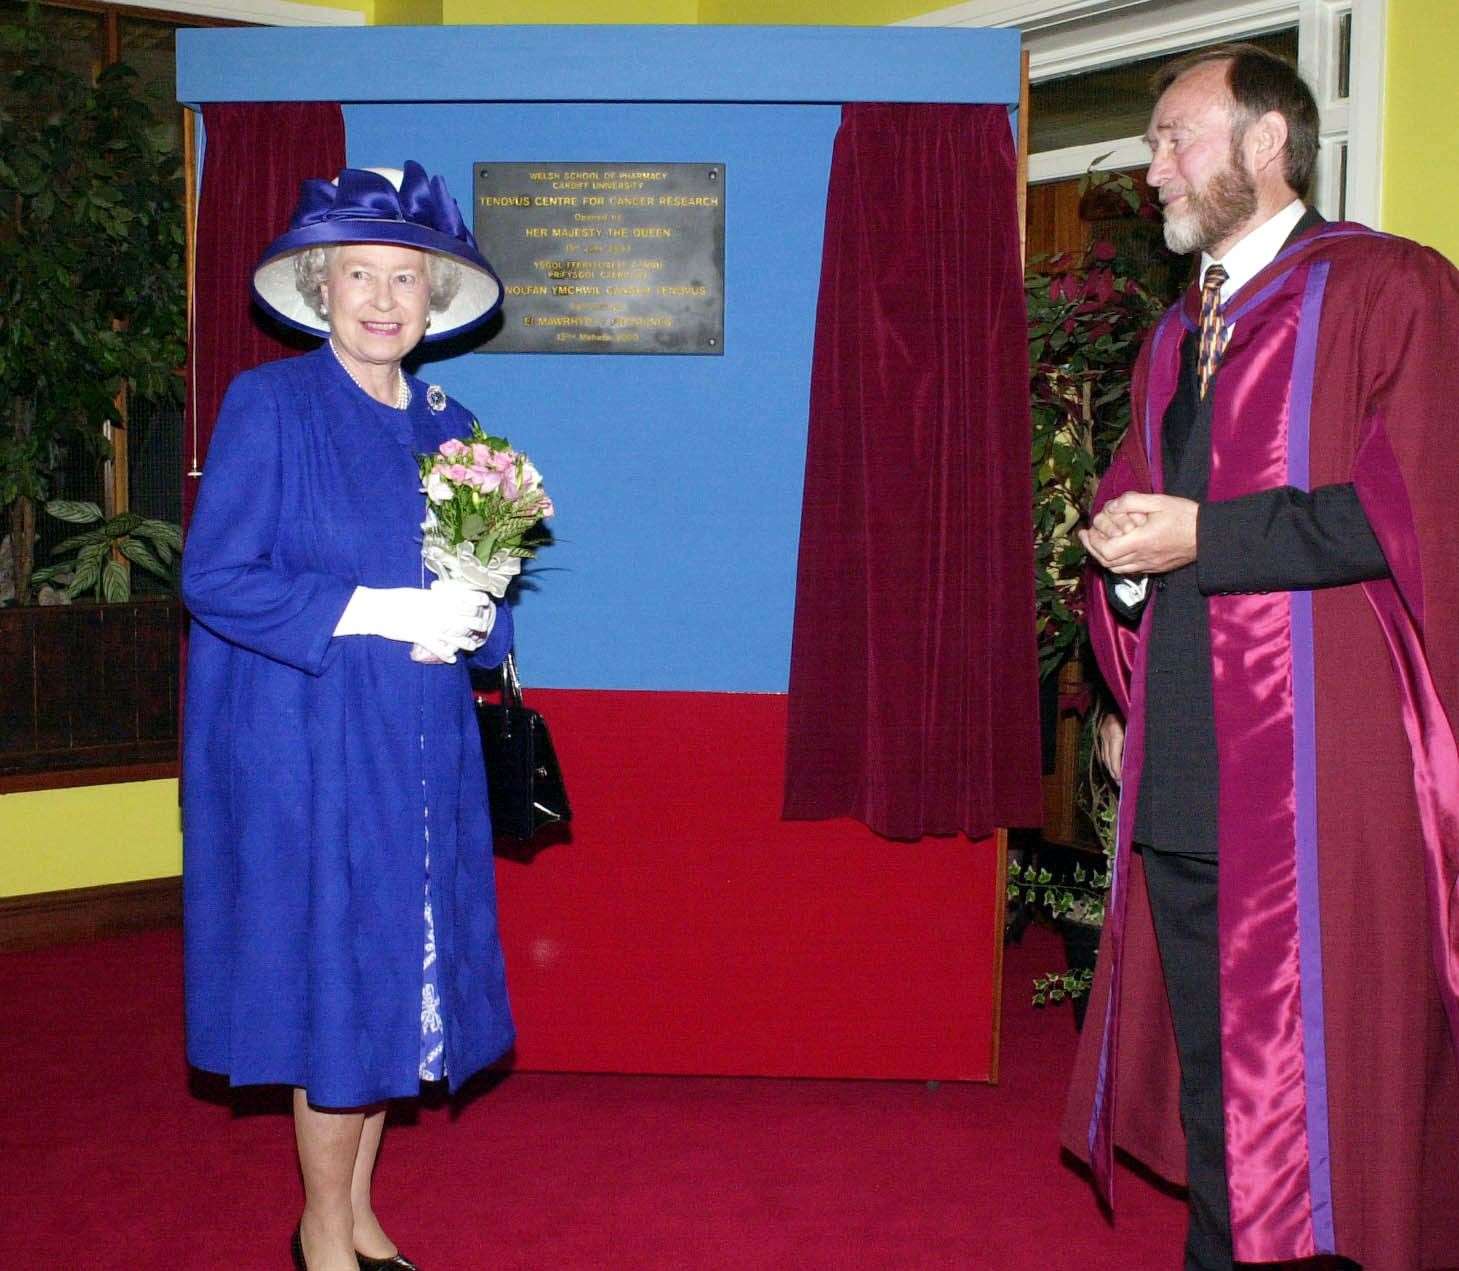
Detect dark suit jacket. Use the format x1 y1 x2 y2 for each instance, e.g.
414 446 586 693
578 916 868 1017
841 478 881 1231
1114 208 1389 855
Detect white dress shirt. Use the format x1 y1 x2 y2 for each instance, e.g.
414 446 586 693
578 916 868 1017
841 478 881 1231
1201 197 1307 312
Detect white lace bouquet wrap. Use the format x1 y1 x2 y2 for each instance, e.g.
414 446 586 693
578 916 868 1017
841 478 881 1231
418 422 554 603
420 524 523 598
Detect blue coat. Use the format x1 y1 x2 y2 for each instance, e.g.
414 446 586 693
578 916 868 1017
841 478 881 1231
182 345 515 1107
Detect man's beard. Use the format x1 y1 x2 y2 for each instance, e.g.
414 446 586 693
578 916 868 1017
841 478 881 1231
1162 156 1259 255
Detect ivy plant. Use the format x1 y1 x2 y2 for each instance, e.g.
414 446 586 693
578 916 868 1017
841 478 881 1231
1010 703 1119 1004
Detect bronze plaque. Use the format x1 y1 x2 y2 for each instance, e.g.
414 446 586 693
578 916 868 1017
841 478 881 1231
473 162 725 355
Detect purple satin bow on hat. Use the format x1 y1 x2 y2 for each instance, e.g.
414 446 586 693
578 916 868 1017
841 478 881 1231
291 159 478 250
254 158 501 341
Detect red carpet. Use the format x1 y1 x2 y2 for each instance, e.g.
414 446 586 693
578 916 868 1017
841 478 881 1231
0 923 1185 1268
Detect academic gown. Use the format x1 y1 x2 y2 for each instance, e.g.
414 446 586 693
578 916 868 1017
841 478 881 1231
182 344 515 1109
1062 223 1459 1270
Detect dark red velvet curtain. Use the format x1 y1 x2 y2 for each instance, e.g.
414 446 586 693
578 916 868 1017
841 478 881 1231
782 103 1041 842
182 102 346 527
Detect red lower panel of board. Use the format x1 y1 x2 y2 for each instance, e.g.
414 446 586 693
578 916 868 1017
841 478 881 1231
492 689 1002 1082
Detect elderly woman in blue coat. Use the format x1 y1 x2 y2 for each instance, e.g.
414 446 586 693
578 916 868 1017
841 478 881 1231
183 162 514 1271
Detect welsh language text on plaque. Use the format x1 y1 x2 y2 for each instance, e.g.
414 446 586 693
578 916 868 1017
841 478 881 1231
473 163 725 355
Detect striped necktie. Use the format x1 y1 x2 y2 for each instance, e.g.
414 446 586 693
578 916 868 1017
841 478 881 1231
1197 263 1230 400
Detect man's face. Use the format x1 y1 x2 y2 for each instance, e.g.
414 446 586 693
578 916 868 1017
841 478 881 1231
1145 61 1258 256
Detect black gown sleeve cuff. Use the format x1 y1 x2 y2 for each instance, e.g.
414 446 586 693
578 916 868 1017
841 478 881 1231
1197 483 1390 594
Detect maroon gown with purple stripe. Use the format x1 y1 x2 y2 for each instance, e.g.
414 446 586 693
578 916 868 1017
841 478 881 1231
1062 222 1459 1271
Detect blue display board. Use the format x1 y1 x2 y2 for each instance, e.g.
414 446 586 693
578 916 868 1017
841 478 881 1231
176 25 1020 107
176 25 1021 692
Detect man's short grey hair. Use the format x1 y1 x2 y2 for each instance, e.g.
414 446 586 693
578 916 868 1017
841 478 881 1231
1152 43 1319 198
293 245 464 318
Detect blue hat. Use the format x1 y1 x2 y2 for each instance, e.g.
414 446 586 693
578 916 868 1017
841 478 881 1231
252 161 502 342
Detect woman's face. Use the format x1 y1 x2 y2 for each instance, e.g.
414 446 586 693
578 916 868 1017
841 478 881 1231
320 244 431 371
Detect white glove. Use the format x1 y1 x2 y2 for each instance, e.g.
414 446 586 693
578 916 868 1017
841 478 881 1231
334 581 495 664
410 581 497 664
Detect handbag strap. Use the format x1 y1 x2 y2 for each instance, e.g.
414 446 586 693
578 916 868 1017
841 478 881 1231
501 649 524 709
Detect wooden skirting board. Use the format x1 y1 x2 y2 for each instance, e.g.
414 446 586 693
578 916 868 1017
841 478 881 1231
0 876 182 953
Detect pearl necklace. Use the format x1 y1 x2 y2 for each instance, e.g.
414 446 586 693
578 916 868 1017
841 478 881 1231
330 341 410 410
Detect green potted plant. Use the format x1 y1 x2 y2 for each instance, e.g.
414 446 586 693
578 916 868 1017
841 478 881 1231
30 500 182 603
0 10 187 780
1020 169 1170 1015
1028 174 1166 680
0 10 186 604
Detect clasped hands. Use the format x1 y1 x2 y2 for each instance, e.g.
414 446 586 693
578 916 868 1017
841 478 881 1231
1077 491 1197 787
1078 492 1199 576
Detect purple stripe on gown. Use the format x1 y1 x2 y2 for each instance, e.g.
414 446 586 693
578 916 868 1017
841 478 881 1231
1286 261 1336 1252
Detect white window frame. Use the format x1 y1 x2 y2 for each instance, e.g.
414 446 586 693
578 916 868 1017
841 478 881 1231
108 0 363 25
900 0 1385 226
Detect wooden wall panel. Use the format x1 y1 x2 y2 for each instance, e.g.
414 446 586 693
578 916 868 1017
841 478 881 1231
0 600 179 782
1025 177 1088 263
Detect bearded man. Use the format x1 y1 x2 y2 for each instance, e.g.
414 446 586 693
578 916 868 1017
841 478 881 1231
1061 44 1459 1271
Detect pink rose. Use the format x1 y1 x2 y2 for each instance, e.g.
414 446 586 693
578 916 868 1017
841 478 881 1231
439 438 469 459
446 464 469 482
471 443 494 466
469 466 504 493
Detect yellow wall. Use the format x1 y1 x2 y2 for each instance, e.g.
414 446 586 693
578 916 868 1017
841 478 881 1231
1 780 181 897
441 0 696 19
295 0 924 23
698 0 927 21
374 0 440 25
307 0 372 17
1381 0 1459 263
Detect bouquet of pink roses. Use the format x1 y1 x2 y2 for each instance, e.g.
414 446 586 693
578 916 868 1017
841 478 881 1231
418 420 554 599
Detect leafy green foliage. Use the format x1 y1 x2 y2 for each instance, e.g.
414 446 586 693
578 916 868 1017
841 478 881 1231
1019 169 1175 1007
30 500 182 602
1028 170 1166 680
0 10 186 600
1031 965 1094 1007
1009 852 1111 926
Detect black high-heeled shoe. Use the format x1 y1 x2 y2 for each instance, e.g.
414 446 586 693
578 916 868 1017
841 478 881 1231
291 1226 308 1271
355 1252 419 1270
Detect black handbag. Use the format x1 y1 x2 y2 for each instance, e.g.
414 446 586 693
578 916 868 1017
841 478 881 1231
474 651 571 841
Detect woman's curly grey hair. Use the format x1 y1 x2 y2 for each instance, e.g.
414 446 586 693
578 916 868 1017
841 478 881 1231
293 245 463 318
